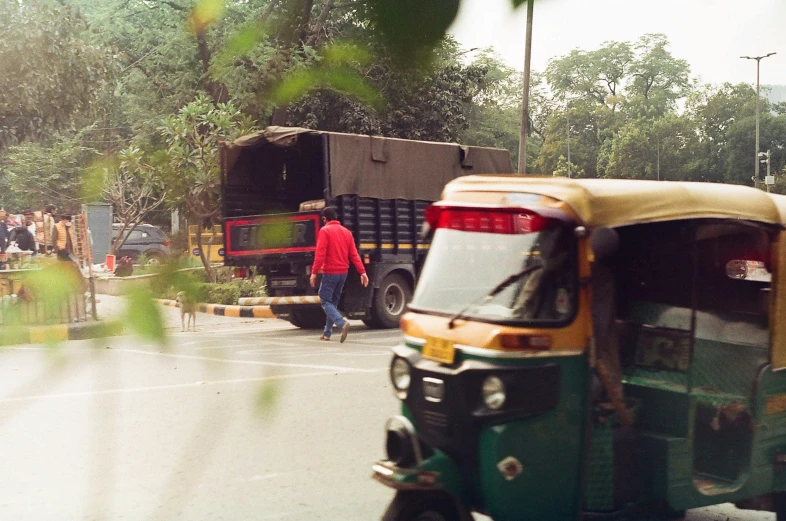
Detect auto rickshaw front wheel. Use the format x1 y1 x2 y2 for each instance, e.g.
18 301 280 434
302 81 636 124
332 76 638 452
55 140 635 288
382 491 472 521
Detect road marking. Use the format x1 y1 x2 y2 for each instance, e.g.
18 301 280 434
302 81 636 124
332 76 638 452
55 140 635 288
278 351 391 359
235 346 337 355
0 370 361 404
109 347 380 373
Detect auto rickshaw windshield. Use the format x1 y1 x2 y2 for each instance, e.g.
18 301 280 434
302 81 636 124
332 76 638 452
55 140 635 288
410 212 578 325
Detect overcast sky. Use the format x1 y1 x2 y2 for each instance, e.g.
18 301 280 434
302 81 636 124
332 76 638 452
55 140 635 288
449 0 786 87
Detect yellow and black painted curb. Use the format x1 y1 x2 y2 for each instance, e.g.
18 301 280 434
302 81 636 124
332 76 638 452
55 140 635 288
0 319 124 347
238 296 321 306
155 299 275 319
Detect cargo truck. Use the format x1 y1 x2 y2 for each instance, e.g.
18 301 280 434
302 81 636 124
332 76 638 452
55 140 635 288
220 126 511 329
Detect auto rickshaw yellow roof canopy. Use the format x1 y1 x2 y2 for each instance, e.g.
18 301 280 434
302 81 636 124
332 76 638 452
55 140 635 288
442 175 785 228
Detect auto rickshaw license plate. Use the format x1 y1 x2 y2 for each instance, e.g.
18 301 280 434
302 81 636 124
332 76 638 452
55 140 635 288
422 337 456 364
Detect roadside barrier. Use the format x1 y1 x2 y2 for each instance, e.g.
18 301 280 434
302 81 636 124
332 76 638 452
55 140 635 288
0 319 123 347
238 296 321 306
155 299 275 318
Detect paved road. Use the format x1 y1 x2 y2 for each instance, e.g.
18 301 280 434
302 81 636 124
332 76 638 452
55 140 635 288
0 296 776 521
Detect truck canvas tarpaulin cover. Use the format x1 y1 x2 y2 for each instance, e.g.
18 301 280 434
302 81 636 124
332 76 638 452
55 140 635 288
221 126 511 203
220 126 511 329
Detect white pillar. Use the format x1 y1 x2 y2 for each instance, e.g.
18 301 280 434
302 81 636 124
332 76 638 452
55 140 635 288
171 209 180 234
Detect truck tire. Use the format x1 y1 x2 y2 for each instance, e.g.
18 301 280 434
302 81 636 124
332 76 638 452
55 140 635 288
369 273 412 329
289 308 326 330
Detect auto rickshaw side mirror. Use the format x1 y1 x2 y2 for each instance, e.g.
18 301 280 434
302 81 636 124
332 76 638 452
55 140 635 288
589 227 619 263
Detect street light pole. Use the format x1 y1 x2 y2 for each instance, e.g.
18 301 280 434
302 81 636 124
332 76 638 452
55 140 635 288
741 52 776 187
517 0 534 174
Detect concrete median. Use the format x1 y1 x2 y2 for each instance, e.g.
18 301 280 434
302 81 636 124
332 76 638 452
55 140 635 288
0 319 124 347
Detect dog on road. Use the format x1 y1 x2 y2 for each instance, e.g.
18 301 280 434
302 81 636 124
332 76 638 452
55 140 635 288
176 291 197 332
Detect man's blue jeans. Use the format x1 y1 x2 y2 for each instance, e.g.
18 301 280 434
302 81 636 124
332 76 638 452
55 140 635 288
318 273 348 337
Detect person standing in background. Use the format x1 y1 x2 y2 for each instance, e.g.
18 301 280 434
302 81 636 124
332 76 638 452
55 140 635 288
44 205 57 253
0 209 8 254
9 219 36 252
23 211 38 254
52 214 77 255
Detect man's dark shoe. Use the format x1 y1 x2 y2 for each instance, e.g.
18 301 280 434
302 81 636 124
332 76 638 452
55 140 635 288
339 321 350 343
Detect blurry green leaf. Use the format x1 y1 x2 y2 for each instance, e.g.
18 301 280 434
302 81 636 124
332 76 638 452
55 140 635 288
322 44 372 68
24 266 79 306
271 44 383 110
323 69 385 110
512 0 529 7
256 220 292 249
188 0 225 34
271 70 321 104
212 22 267 73
256 380 280 413
367 0 460 61
125 287 167 346
0 321 26 346
81 158 110 203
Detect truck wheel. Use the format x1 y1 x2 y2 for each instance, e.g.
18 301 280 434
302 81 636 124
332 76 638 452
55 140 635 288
382 491 467 521
369 273 412 329
289 308 326 330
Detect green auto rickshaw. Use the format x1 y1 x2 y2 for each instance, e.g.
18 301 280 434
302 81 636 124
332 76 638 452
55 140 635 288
373 176 786 521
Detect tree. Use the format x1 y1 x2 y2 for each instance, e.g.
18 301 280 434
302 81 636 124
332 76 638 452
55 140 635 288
684 83 757 183
0 131 101 213
538 35 693 180
725 113 786 186
624 33 691 119
282 39 489 143
70 0 371 138
536 99 615 178
159 94 255 281
103 147 167 255
461 50 528 169
545 41 633 111
604 114 695 181
0 1 113 151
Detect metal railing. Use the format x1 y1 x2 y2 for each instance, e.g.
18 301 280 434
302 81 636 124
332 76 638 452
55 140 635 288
0 269 90 326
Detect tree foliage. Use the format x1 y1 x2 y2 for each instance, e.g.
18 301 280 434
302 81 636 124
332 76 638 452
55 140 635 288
0 131 101 212
103 147 167 254
0 1 113 150
5 0 786 253
159 94 255 279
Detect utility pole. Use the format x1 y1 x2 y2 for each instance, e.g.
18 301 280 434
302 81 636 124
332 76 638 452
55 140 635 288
566 98 571 178
517 0 534 174
741 52 776 187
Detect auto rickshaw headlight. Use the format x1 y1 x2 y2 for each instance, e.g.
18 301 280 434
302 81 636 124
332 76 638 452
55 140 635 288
391 357 411 394
482 375 506 410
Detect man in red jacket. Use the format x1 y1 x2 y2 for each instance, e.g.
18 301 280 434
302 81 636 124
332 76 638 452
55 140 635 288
310 207 369 342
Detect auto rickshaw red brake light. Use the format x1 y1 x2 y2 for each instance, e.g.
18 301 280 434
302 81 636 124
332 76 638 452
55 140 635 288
499 334 552 350
424 204 443 229
428 207 549 235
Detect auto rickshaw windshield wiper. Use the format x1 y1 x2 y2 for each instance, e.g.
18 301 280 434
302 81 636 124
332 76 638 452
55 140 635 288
447 263 544 329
